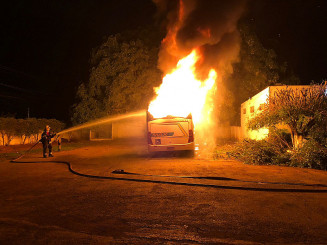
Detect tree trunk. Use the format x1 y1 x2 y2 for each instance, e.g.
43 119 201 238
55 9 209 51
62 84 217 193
1 135 5 146
6 135 14 146
291 132 304 149
23 135 30 145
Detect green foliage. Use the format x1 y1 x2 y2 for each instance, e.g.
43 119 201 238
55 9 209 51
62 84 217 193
225 23 285 124
223 125 327 170
0 117 65 145
0 118 18 146
219 84 327 169
44 119 65 133
290 139 327 170
248 84 327 149
225 21 300 124
71 33 162 125
227 139 290 165
236 24 281 97
267 127 292 149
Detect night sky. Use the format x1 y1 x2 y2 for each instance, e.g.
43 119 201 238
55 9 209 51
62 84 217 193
1 0 326 123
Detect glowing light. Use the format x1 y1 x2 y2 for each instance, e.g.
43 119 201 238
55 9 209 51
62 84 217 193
148 50 217 125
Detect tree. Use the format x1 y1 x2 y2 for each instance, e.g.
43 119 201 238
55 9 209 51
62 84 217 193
46 119 65 133
15 118 40 144
16 119 28 144
0 117 18 146
0 118 65 145
25 118 42 143
235 24 281 101
248 84 327 149
22 118 64 143
71 33 162 125
226 22 299 124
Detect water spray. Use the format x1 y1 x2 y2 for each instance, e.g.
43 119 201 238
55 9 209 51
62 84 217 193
57 110 146 136
11 110 146 161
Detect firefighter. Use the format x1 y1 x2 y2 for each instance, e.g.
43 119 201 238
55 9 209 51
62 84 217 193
40 125 56 158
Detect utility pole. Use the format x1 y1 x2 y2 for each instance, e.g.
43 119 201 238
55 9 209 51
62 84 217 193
27 107 29 118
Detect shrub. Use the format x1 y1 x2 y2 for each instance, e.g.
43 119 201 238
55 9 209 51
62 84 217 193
0 117 18 146
267 127 292 149
290 139 327 170
223 137 327 170
227 139 290 165
225 128 292 165
308 123 327 146
0 117 65 145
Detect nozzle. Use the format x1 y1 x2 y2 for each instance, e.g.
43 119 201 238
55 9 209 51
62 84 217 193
112 169 125 174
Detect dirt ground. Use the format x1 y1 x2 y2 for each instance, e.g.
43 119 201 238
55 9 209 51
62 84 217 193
0 140 327 244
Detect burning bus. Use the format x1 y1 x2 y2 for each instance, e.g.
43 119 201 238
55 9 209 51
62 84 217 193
147 50 217 153
147 112 194 152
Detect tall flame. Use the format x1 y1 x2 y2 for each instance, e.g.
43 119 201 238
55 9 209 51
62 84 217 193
148 49 217 125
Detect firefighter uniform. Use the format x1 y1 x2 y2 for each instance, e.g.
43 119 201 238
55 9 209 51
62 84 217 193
40 126 56 158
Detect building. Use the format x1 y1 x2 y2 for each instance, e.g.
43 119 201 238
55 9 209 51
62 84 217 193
241 85 312 140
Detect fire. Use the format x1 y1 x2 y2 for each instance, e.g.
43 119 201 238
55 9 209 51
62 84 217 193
148 49 217 125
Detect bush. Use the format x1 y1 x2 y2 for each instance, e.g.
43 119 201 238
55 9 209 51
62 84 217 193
0 117 65 145
290 139 327 170
308 123 327 146
223 137 327 170
224 128 292 165
227 139 291 165
0 117 18 146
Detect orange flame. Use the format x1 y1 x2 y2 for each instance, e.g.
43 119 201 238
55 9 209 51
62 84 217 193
148 49 217 125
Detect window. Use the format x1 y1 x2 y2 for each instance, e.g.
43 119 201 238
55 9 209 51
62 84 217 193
250 106 254 113
243 108 246 114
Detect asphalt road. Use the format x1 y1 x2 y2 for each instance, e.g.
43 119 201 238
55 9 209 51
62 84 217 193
0 140 327 244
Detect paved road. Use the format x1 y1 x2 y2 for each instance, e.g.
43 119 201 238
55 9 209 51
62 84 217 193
0 140 327 244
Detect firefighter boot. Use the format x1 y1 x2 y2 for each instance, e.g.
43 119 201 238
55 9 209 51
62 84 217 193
49 143 53 157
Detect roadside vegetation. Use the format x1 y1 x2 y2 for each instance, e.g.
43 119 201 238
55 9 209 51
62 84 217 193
71 28 163 125
217 85 327 170
0 118 64 146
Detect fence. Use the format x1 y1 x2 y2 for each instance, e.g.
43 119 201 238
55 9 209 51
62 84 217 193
215 126 243 142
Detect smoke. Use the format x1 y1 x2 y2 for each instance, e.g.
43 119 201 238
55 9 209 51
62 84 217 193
153 0 247 157
154 0 246 78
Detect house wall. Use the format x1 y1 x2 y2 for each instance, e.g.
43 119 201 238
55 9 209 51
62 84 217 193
241 87 270 140
112 115 147 139
241 85 313 140
90 124 112 141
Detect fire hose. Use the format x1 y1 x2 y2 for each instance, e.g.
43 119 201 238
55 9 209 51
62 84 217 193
111 169 327 188
12 140 41 161
10 149 327 193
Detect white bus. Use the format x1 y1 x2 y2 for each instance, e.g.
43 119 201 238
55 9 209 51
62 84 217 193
147 112 195 153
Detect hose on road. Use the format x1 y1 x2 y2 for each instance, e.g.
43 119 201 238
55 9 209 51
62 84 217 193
12 141 40 161
10 160 327 193
9 147 327 193
111 169 327 188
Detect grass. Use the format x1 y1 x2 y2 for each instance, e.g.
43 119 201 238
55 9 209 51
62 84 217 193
213 144 236 160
